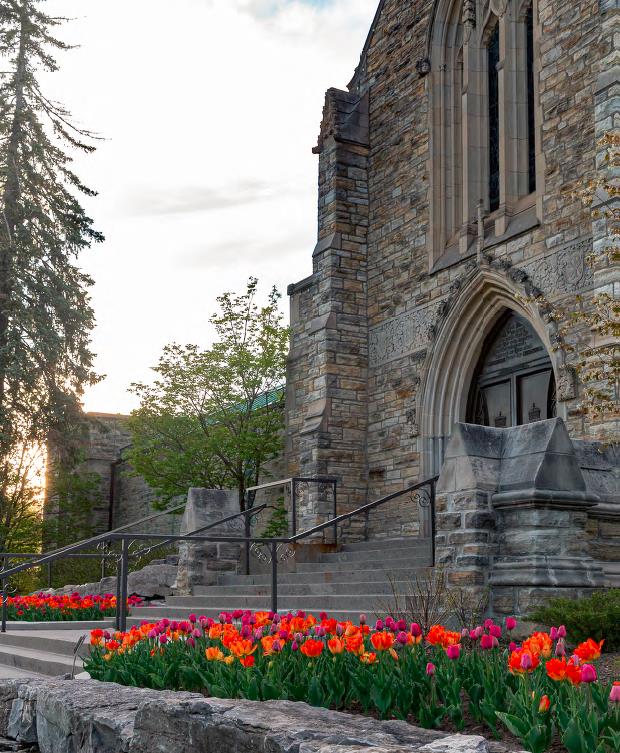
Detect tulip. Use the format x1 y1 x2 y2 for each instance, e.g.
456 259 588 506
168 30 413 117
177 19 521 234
188 613 197 623
550 627 559 641
506 617 517 631
610 682 620 704
359 614 367 625
474 626 484 639
187 637 195 649
396 631 409 645
520 652 533 670
484 618 494 630
426 662 436 676
375 619 384 631
469 630 478 640
581 664 597 683
555 639 566 657
461 628 469 638
558 625 566 638
159 635 168 645
446 644 461 660
336 624 344 637
410 623 422 637
491 636 499 648
538 695 550 713
192 628 201 638
272 639 283 652
291 641 299 651
279 629 290 640
509 641 517 652
480 634 494 650
489 624 502 639
396 619 407 632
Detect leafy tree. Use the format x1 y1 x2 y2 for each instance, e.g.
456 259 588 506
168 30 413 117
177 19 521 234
0 0 102 552
128 279 289 510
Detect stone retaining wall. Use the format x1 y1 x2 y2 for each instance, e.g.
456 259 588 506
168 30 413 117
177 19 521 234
0 678 526 753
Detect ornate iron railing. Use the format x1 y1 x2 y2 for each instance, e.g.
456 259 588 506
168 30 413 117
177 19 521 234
0 476 438 632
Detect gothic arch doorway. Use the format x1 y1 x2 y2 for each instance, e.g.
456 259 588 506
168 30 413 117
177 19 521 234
466 311 556 428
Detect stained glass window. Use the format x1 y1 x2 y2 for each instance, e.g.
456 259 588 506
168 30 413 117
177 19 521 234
488 25 500 212
526 4 537 194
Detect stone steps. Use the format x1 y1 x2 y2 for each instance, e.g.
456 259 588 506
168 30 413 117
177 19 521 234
127 537 430 624
0 628 95 678
215 566 426 587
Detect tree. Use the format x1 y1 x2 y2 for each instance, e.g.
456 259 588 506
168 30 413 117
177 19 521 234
128 279 289 510
0 1 103 552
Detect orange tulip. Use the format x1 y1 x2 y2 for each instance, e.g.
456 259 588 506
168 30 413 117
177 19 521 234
371 631 395 651
300 639 324 658
205 647 225 662
538 695 550 713
328 637 345 655
508 648 539 674
239 655 255 668
573 638 604 662
360 651 377 664
522 632 552 658
345 633 364 655
228 639 257 658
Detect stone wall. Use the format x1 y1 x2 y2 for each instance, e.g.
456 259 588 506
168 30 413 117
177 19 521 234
435 419 613 619
0 678 525 753
285 0 616 534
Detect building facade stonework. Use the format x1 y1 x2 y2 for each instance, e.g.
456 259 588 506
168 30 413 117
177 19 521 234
285 0 619 571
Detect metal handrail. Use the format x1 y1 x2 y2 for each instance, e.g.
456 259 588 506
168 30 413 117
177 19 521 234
130 504 269 559
0 476 439 632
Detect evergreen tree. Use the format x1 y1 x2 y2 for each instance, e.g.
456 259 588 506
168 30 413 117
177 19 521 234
0 1 102 550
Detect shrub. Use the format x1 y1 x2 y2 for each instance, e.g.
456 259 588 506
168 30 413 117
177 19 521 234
528 590 620 651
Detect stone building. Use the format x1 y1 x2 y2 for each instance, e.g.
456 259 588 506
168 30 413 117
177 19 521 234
284 0 619 607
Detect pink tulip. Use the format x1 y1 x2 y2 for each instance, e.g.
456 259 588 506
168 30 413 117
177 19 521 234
186 637 195 649
159 635 168 645
509 641 517 652
359 614 367 625
558 625 567 638
610 684 620 703
520 652 533 670
426 662 436 676
461 628 469 638
506 617 517 631
581 664 597 683
410 623 422 637
480 634 494 650
484 619 494 630
291 641 299 651
375 619 384 631
469 630 478 640
474 626 484 639
320 612 328 621
489 625 502 639
555 639 566 657
189 613 197 623
396 631 409 645
446 644 461 660
550 627 559 641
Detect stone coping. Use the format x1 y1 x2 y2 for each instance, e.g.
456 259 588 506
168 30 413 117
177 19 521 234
0 678 528 753
0 621 114 632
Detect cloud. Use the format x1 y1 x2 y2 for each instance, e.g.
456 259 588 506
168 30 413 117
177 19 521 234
121 179 283 217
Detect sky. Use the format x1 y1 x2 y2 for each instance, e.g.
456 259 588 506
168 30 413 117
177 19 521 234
42 0 379 414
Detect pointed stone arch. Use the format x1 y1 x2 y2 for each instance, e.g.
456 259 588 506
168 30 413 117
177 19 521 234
418 266 564 478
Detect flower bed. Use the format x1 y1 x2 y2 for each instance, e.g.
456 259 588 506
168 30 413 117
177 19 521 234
1 593 142 621
85 611 620 753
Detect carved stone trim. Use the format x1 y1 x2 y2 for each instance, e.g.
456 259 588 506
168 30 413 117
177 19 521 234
369 302 442 368
521 240 593 296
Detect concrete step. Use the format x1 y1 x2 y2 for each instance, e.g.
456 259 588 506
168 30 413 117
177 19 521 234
0 631 91 659
131 592 402 615
216 566 426 587
340 538 430 552
318 546 430 564
294 555 431 573
126 609 377 627
186 580 412 598
0 643 82 677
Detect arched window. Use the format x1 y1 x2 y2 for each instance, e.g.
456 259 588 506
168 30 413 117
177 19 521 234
429 0 542 268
